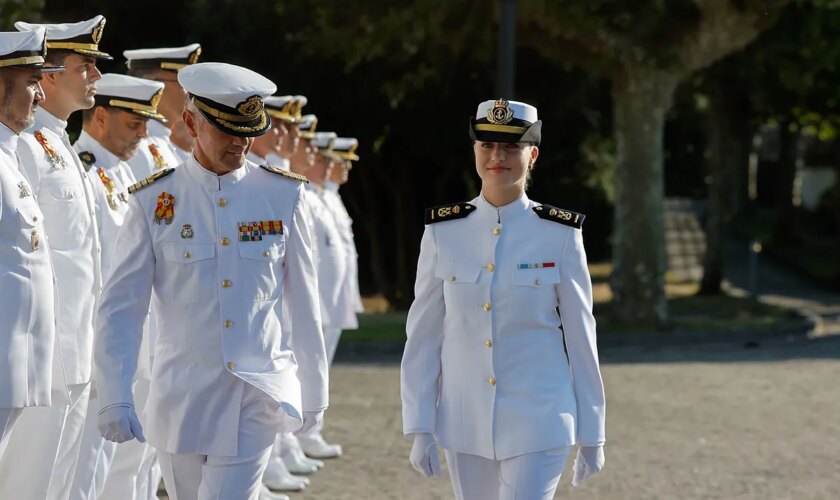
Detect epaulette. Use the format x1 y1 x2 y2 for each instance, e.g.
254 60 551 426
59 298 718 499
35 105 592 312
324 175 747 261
424 202 476 225
78 151 95 172
533 204 585 229
128 168 175 194
260 164 309 183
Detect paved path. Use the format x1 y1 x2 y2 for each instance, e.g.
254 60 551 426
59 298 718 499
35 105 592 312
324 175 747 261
220 334 840 500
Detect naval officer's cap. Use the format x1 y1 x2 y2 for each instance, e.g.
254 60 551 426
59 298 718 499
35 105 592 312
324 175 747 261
123 43 202 72
0 27 64 73
469 98 541 145
15 15 112 60
94 73 166 122
178 62 276 137
264 94 306 123
332 137 359 161
298 114 318 139
312 132 340 160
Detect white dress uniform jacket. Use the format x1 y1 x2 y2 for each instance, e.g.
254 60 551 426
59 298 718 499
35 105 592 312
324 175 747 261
323 182 362 329
74 131 138 280
95 157 329 456
0 122 63 408
18 107 101 386
305 184 348 333
126 120 181 181
401 193 606 460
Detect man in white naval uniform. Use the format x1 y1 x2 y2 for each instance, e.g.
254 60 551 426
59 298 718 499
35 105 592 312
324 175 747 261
0 26 66 465
322 137 363 331
0 16 111 500
95 62 329 500
124 43 202 181
70 74 166 500
292 131 347 460
263 95 305 170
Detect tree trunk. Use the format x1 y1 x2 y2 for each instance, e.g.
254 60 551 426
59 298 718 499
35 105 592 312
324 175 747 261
610 69 678 325
773 119 799 242
699 79 751 295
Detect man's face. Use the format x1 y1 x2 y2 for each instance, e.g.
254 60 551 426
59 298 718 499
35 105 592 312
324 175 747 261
309 153 334 185
145 69 186 124
48 54 101 111
0 67 44 133
99 109 149 160
329 159 352 185
289 137 316 173
279 122 300 157
185 109 252 174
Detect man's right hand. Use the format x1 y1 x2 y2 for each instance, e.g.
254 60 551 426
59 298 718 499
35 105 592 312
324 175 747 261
98 404 145 444
409 433 442 478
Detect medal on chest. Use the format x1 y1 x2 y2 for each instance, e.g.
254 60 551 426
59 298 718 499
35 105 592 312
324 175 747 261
97 168 119 210
238 220 283 241
17 181 31 198
34 131 68 171
148 143 169 170
154 192 175 225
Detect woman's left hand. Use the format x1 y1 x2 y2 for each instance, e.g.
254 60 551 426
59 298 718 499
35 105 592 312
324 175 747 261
571 444 605 486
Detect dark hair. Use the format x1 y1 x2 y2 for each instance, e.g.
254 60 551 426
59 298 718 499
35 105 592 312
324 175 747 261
44 49 70 67
82 105 115 124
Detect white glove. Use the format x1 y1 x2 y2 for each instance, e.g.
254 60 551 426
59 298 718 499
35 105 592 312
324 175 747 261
409 433 442 478
572 445 605 487
299 410 324 434
98 404 145 444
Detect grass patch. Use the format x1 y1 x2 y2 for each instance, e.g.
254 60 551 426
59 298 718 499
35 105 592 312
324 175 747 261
342 312 407 342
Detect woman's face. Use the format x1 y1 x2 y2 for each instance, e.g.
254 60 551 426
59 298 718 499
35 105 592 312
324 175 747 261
473 141 538 191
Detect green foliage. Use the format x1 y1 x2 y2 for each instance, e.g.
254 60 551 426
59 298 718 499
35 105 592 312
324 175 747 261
0 0 43 29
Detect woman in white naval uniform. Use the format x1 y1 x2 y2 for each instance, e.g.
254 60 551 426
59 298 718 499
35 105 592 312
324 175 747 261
401 99 606 500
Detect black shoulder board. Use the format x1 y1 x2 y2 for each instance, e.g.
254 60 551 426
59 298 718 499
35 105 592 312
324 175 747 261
128 168 175 194
533 204 585 229
260 164 309 183
424 202 476 224
78 151 95 172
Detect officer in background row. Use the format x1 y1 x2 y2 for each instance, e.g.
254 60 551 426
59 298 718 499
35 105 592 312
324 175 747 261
125 43 201 179
0 16 111 500
0 26 65 468
71 73 166 500
95 62 329 500
263 95 305 170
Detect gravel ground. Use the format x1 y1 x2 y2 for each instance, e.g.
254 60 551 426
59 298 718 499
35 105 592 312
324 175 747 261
157 334 840 499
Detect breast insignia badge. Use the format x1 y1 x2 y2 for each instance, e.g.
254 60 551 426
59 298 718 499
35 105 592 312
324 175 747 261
148 143 169 170
154 192 175 225
17 181 31 198
180 224 194 239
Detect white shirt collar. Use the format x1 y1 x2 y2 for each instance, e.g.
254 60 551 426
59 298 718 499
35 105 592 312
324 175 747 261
147 119 172 140
75 131 122 169
0 122 19 154
185 153 249 192
475 191 531 223
32 107 68 136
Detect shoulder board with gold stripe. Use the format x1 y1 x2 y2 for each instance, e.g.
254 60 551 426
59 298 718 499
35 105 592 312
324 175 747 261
533 204 585 229
128 168 175 194
260 164 309 183
424 202 476 225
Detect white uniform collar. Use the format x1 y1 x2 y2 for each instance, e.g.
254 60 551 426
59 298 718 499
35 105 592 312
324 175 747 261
246 151 264 165
75 130 122 169
185 153 249 191
32 106 68 135
475 191 531 223
147 119 172 140
0 121 19 154
324 181 339 192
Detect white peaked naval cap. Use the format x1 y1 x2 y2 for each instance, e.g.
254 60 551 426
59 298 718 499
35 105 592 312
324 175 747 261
95 73 166 122
470 98 542 145
0 27 63 72
179 62 276 137
123 43 202 71
15 15 112 60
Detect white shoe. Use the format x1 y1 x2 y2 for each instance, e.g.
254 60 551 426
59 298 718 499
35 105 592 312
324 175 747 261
299 434 342 459
282 449 319 474
263 457 309 491
259 483 289 500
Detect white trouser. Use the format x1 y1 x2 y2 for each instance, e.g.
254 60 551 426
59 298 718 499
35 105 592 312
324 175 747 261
0 382 91 500
68 382 117 500
444 447 571 500
324 326 342 364
0 408 22 460
100 379 158 500
157 384 285 500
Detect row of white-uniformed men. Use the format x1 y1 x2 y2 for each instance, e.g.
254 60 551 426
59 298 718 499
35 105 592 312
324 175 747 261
0 15 362 500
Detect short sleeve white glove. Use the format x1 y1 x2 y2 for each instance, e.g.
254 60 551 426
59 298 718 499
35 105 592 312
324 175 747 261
300 410 324 434
572 445 605 487
409 432 442 478
98 404 145 444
